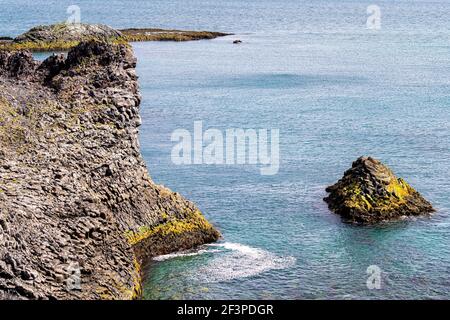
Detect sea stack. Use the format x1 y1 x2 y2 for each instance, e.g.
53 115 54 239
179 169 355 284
324 156 434 223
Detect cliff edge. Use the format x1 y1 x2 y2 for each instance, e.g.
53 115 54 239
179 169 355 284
0 41 220 299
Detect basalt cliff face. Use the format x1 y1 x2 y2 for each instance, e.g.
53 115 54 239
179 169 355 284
324 156 434 223
0 42 220 299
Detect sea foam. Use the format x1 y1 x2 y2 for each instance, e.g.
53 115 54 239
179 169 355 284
153 242 296 283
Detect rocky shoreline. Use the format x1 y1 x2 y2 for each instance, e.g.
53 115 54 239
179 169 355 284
0 41 220 299
0 23 231 52
0 22 438 300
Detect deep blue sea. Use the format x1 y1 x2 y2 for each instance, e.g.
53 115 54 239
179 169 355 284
2 0 450 299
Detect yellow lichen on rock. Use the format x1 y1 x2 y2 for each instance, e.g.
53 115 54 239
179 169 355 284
95 257 142 300
324 156 434 223
386 178 411 200
125 210 215 246
0 96 26 146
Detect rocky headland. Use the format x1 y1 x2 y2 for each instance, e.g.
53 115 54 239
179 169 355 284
0 23 231 51
324 156 434 223
119 28 230 42
0 41 220 299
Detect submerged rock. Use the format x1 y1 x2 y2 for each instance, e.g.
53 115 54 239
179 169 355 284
0 41 220 300
324 156 434 223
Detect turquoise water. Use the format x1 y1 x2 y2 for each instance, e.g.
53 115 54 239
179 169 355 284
3 0 450 299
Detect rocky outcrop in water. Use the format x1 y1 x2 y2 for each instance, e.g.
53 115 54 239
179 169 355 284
324 156 434 223
0 41 220 299
0 23 230 51
119 28 230 42
15 23 122 44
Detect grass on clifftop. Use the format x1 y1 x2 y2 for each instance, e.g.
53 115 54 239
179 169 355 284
0 40 83 52
0 38 129 52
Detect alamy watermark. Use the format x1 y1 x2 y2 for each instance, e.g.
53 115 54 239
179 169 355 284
367 5 381 30
66 262 81 291
171 121 280 175
366 265 382 290
66 5 81 27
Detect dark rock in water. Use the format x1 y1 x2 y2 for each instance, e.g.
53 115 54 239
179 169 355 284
233 39 242 44
0 41 220 300
324 156 434 223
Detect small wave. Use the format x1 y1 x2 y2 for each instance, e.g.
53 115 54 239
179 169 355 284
152 248 221 262
207 242 263 257
152 242 296 283
192 242 296 283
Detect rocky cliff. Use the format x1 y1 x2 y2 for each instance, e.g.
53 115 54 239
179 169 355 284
324 156 434 223
0 41 220 299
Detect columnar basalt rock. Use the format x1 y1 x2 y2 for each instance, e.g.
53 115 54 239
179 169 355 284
0 41 220 300
324 156 434 223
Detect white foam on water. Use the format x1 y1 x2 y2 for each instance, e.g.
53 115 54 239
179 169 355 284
152 242 296 283
192 242 296 283
152 248 221 262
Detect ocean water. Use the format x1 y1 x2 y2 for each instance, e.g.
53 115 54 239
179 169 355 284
2 0 450 299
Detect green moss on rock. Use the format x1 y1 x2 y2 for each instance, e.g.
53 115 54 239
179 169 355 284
125 209 219 246
324 156 434 223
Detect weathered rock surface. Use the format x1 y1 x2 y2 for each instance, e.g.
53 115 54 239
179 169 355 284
324 156 434 223
0 41 220 300
15 23 122 44
119 28 230 42
0 23 230 51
